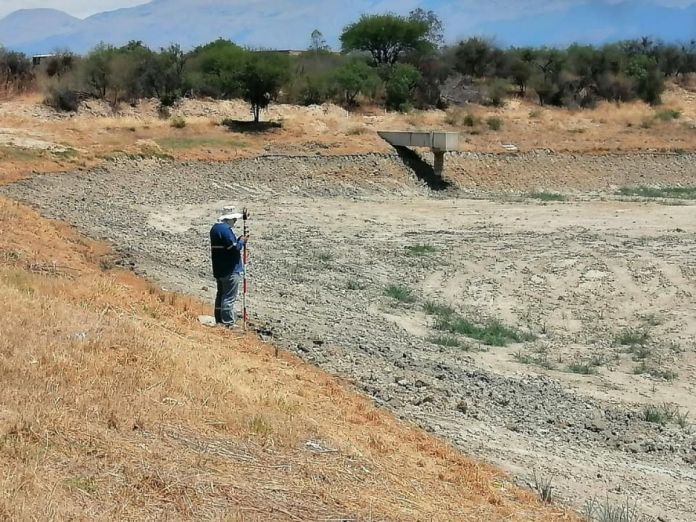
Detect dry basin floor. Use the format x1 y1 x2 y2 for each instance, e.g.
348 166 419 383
3 158 696 521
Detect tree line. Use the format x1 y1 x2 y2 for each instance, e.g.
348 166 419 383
2 9 696 118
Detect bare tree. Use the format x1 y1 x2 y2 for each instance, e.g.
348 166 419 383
309 30 330 53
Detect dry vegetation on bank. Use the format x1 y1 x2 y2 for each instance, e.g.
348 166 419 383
1 82 696 186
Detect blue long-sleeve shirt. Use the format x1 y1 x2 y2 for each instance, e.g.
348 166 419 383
210 223 245 278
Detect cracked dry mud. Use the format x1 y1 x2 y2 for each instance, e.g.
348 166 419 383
4 155 696 521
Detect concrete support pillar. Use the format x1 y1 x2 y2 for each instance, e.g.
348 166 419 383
433 150 445 177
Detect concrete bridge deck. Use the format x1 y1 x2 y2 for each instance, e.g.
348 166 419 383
377 131 459 152
377 131 459 176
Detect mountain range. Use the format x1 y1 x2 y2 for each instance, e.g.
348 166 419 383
1 0 695 55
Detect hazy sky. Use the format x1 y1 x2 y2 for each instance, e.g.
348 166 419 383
1 0 695 48
0 0 148 18
2 0 696 20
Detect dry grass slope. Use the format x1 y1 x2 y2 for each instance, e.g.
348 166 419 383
0 196 575 520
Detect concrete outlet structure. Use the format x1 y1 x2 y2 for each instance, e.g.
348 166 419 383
378 131 459 176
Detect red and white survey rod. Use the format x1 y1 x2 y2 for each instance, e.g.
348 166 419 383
242 207 250 329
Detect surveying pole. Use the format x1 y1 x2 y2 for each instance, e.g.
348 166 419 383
242 207 250 330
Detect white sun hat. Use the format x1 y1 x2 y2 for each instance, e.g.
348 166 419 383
218 206 243 222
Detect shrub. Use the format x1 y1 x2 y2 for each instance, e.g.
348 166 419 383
384 284 416 303
0 49 34 95
633 362 677 381
486 116 503 131
532 471 553 503
485 78 510 107
463 113 479 127
444 110 460 125
170 116 186 129
434 313 534 347
655 109 681 122
346 125 368 135
45 86 80 112
157 104 171 119
641 403 685 426
643 404 669 425
616 328 649 346
627 55 664 105
423 301 455 318
566 362 599 375
385 64 421 111
405 244 436 256
583 497 644 522
332 59 381 106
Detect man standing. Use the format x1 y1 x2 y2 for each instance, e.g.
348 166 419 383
210 211 247 328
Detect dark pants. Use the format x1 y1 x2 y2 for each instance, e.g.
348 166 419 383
214 273 242 326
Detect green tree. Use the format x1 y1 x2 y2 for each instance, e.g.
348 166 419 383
44 50 77 78
655 44 686 77
286 49 343 105
111 41 155 104
598 43 627 75
185 39 246 98
627 54 664 104
596 72 634 104
239 52 291 122
454 38 502 77
682 40 696 74
530 75 559 106
385 63 421 111
300 75 329 105
0 48 33 94
408 8 444 47
410 53 451 107
503 48 536 94
82 43 116 99
333 59 380 105
141 45 187 107
485 78 510 106
340 14 433 65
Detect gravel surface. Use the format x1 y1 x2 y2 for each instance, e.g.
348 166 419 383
4 154 696 521
439 150 696 191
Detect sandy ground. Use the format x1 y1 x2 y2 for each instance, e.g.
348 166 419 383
4 156 695 521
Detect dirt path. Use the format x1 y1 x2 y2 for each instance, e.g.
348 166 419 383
4 157 696 521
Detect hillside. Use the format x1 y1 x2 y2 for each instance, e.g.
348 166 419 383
0 8 80 48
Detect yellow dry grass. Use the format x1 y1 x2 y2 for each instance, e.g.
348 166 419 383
2 82 695 185
0 195 577 520
442 85 696 153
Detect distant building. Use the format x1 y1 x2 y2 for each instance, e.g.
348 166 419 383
255 49 305 56
32 54 55 67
